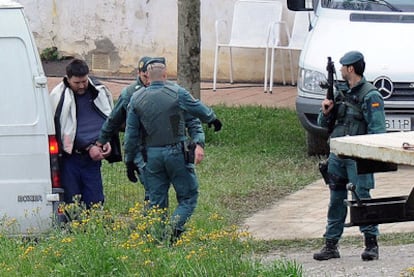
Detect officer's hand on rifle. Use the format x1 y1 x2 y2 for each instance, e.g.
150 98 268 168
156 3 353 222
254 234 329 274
322 99 334 115
126 161 139 183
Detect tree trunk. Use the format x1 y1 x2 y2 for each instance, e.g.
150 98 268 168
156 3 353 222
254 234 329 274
177 0 200 99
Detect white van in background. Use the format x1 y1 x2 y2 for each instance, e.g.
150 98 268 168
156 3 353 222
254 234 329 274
287 0 414 155
0 1 64 235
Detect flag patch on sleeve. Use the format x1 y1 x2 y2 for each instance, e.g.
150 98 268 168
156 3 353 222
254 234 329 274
371 102 380 108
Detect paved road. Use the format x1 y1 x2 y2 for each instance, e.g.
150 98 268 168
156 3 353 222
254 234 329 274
243 166 414 241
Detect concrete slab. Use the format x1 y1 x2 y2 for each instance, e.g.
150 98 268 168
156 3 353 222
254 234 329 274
331 131 414 166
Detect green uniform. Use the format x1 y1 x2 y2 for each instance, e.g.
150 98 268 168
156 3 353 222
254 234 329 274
124 81 218 233
317 77 386 240
98 79 205 202
98 79 144 144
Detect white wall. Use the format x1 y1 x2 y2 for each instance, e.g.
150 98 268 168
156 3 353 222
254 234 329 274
17 0 299 83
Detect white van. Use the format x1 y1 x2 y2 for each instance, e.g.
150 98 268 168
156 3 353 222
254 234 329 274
287 0 414 155
0 1 64 235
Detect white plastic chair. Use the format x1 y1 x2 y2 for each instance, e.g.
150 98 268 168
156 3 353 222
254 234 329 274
213 0 283 92
268 11 310 92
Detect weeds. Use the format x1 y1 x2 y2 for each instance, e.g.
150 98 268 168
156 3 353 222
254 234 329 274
40 47 60 61
0 106 323 276
0 200 302 276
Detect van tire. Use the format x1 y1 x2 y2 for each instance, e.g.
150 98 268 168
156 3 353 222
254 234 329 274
306 132 329 156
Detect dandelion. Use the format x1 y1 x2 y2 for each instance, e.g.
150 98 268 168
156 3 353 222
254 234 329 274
71 221 80 229
121 242 131 249
5 218 17 228
130 232 140 241
61 237 74 243
401 267 414 276
137 240 145 246
41 247 52 255
23 246 35 257
143 260 153 266
208 212 224 221
119 255 128 261
237 231 251 239
174 238 184 246
185 250 196 260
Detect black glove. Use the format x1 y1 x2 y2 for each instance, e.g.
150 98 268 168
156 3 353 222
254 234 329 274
208 119 222 132
126 161 139 183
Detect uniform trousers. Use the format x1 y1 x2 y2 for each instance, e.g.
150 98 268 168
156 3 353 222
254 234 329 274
325 153 379 240
145 143 198 231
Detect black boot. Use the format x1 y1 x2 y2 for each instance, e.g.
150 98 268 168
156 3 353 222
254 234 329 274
313 239 340 261
361 235 379 261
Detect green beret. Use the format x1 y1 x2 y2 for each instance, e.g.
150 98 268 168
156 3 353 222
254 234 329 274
339 51 364 66
138 56 152 72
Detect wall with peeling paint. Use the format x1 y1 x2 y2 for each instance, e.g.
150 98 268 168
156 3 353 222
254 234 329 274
16 0 299 84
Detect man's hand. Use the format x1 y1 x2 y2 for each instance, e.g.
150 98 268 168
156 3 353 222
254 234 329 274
101 142 112 158
322 99 334 115
89 145 105 161
126 161 139 183
208 118 222 132
194 144 204 165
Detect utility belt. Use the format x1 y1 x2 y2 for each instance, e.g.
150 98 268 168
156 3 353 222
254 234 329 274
141 141 196 164
145 141 181 147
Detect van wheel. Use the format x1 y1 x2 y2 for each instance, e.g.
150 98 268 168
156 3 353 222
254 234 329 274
306 132 329 156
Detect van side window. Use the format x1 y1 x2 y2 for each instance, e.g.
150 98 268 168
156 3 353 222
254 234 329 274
0 38 37 125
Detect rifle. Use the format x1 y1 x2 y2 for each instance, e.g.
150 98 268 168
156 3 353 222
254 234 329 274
320 56 336 134
325 56 335 108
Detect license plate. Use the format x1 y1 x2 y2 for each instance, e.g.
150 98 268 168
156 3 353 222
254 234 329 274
385 115 411 131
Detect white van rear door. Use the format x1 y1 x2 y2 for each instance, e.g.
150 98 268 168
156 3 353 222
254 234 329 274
0 7 54 235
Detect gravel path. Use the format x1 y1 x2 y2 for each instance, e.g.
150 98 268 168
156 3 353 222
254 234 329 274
263 243 414 276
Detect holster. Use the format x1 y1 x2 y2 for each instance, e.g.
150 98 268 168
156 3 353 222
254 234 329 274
319 160 348 191
319 160 332 186
183 141 196 164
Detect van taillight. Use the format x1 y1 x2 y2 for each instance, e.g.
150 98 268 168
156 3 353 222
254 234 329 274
49 135 61 188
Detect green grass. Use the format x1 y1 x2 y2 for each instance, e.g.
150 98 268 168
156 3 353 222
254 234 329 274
0 106 353 276
103 106 321 218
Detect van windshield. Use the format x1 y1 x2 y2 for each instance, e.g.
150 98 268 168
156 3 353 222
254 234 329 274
321 0 414 12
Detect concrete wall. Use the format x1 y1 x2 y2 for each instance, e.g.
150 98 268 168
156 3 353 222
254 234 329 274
17 0 300 83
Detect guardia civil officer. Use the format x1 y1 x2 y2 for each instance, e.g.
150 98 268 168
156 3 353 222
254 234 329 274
97 57 207 203
124 58 222 240
313 51 386 261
